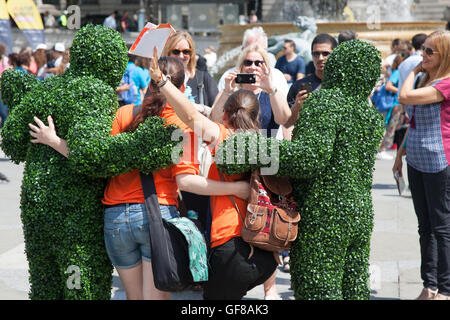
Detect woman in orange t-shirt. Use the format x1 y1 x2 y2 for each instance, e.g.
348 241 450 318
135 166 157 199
149 48 278 300
28 57 250 300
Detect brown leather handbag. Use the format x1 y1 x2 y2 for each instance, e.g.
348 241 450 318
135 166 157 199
220 169 301 264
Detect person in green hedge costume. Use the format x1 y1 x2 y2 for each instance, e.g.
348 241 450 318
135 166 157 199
0 25 179 299
216 40 385 299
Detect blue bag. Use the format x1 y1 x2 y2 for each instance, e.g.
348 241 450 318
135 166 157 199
371 84 395 112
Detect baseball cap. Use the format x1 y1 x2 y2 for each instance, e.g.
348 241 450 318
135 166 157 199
34 43 47 51
54 42 65 52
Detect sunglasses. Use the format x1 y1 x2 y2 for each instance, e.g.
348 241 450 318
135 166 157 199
312 51 332 58
422 46 438 57
243 59 265 67
171 49 191 56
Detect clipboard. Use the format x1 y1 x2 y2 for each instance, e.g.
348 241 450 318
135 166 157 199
129 22 176 58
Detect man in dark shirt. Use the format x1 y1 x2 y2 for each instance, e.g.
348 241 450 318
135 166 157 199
285 34 338 128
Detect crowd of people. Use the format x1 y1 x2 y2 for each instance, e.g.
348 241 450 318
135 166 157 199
1 23 450 300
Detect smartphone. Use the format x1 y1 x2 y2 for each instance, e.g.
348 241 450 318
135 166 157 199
299 82 312 93
394 171 406 196
235 73 256 84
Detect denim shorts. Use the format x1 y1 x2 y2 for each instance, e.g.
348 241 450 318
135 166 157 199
103 203 179 269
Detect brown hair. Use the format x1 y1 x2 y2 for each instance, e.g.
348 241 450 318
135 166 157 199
419 31 450 87
135 56 151 69
392 50 410 71
223 89 261 131
162 31 197 76
125 56 185 132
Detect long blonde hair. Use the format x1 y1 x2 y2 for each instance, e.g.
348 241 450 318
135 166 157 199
420 30 450 87
162 31 197 77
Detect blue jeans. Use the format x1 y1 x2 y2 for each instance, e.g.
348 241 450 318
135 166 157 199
103 203 179 269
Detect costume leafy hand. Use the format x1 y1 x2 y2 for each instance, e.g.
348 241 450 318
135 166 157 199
217 40 385 299
0 24 178 299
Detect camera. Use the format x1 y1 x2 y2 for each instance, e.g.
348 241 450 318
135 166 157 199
235 73 256 84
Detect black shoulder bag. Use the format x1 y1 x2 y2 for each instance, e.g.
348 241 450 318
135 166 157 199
140 171 195 292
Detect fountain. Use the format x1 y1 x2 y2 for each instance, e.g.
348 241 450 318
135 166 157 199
214 0 446 78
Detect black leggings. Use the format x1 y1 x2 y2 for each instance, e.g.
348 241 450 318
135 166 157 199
203 237 277 300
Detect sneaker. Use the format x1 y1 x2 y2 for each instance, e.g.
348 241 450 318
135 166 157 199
416 288 438 300
376 151 393 160
433 293 450 300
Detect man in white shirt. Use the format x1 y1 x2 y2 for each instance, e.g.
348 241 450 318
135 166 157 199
398 33 427 91
103 12 117 30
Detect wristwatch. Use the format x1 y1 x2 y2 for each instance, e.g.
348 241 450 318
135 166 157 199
265 87 277 96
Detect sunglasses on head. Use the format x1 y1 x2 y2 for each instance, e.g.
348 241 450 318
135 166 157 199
243 59 265 67
421 46 438 56
171 49 191 56
312 51 332 58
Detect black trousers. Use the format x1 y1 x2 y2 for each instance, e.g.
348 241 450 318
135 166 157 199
408 164 450 295
203 237 278 300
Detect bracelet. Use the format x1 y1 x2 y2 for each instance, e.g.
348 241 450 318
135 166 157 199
265 87 277 96
223 90 233 96
157 74 171 88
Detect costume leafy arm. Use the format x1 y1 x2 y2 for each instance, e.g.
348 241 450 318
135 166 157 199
0 71 39 163
65 83 179 178
217 90 343 179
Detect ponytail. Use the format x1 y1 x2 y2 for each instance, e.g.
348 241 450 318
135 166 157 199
224 89 261 131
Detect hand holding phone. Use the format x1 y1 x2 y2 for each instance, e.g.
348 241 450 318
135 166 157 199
299 82 312 93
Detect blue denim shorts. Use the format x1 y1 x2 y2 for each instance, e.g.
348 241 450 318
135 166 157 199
103 203 179 269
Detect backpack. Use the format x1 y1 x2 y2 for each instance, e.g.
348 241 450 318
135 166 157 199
122 65 138 105
220 169 301 264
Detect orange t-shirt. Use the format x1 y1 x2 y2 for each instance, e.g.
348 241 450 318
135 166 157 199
102 104 198 206
208 123 248 248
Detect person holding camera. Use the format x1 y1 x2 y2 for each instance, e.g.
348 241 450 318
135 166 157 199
285 34 338 129
210 43 291 138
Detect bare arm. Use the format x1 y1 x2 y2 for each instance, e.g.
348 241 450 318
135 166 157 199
176 174 250 200
399 63 444 105
210 69 238 123
385 80 398 94
29 116 69 157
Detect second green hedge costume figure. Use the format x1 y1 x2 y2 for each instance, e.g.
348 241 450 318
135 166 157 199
217 40 385 299
0 25 179 299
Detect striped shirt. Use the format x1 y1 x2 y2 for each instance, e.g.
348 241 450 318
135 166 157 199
406 78 450 172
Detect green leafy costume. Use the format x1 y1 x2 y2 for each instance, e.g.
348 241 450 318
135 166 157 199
0 25 178 299
216 40 385 299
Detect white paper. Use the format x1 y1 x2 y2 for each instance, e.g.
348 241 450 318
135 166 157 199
129 22 176 58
